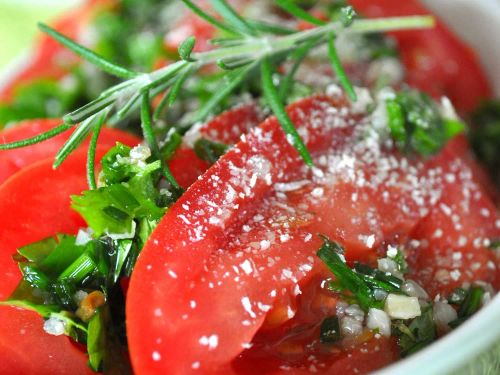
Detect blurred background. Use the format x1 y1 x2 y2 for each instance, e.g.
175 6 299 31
0 0 80 69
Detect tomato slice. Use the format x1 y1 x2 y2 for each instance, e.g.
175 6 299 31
409 141 500 296
127 93 498 373
0 307 94 375
0 118 140 184
0 147 109 374
349 0 492 113
168 103 262 189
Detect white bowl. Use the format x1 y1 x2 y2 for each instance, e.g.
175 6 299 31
0 1 499 374
377 1 500 374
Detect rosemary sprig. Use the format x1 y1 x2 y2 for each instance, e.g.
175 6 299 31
1 4 434 189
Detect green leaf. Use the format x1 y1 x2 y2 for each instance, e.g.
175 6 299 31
109 240 133 284
180 0 239 35
468 99 500 185
189 62 255 125
0 299 59 318
261 57 313 166
140 92 181 189
178 36 196 62
87 110 107 189
354 262 403 292
386 90 463 156
396 305 436 357
194 138 230 164
210 0 258 36
275 0 326 26
17 237 58 264
38 235 86 278
278 37 320 102
327 32 357 101
87 308 106 372
38 23 138 79
168 65 197 106
0 123 72 151
316 237 375 310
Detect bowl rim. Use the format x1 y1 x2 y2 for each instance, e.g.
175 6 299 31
0 2 499 374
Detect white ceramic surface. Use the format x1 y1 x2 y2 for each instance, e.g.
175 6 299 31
0 1 498 374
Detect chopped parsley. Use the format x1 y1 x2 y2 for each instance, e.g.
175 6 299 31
316 237 404 311
2 143 175 371
385 89 465 156
393 305 437 357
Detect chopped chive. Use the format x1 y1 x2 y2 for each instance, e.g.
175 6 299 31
458 286 484 318
327 32 357 101
275 0 326 26
316 238 374 310
38 23 137 79
58 253 96 283
0 123 72 150
320 316 341 343
261 57 313 166
20 265 51 290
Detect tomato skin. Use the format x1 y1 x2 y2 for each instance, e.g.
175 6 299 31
349 0 492 113
128 92 499 374
0 118 140 185
168 103 262 189
0 147 112 375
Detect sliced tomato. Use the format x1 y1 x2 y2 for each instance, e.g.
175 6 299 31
0 307 94 375
0 147 110 374
168 103 262 189
409 143 499 296
127 94 497 374
0 0 114 101
0 118 140 184
349 0 492 113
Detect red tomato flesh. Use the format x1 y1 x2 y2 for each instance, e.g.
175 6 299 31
169 103 262 189
127 94 499 374
0 118 140 185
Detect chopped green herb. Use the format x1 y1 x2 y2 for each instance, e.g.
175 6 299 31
194 138 230 164
449 286 484 328
448 287 467 305
320 316 341 343
394 305 436 357
317 237 381 310
386 90 465 156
